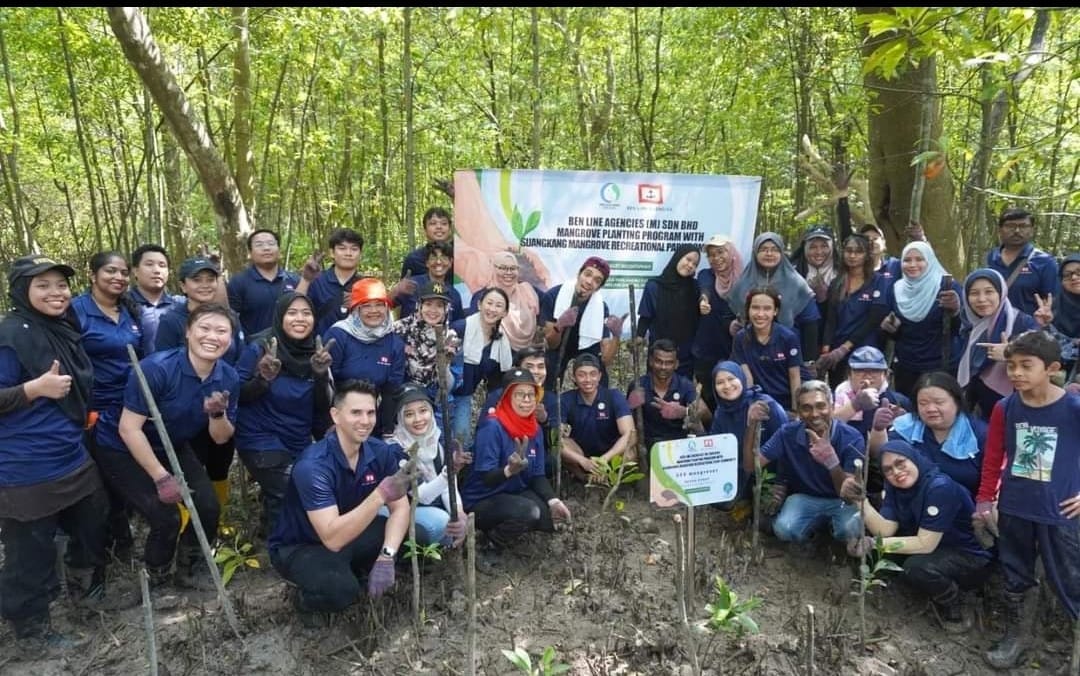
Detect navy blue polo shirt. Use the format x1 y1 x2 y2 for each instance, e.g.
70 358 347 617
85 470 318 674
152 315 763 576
396 274 465 323
877 256 902 284
130 287 180 356
630 373 696 449
559 387 632 458
153 303 244 365
830 274 889 349
888 414 986 496
985 243 1058 315
450 318 504 397
324 327 405 392
72 293 143 412
880 472 988 560
692 269 736 367
731 324 803 410
538 284 611 369
709 394 787 451
234 342 317 455
400 246 428 279
0 347 90 487
95 347 239 453
269 433 405 550
307 268 360 336
761 420 864 498
460 419 546 509
886 279 964 372
227 265 299 337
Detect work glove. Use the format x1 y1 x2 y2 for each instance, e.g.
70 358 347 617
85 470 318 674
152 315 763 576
155 474 182 504
367 557 396 598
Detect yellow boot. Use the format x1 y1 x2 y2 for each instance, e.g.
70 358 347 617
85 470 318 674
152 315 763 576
178 504 190 534
213 479 230 513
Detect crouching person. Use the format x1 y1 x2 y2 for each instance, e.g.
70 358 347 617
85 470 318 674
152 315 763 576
268 380 415 626
848 440 990 633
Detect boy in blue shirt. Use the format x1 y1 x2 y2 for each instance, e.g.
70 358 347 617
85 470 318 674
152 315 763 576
975 331 1080 669
295 228 365 336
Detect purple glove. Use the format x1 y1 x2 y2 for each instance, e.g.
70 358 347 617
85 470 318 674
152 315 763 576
853 388 880 412
763 482 787 516
377 458 417 502
809 277 828 304
257 338 282 381
392 276 418 298
816 345 849 374
300 251 323 282
444 511 468 547
729 318 744 337
872 406 897 431
367 557 396 598
556 306 579 331
747 400 771 423
310 336 336 376
653 398 688 420
1067 382 1080 396
880 312 901 334
937 289 960 313
604 313 627 337
203 391 230 418
807 429 839 469
155 474 182 504
627 388 645 410
846 535 875 558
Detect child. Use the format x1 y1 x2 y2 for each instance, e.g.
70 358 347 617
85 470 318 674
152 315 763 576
974 330 1080 669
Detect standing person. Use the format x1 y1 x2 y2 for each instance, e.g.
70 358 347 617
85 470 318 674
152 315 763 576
93 303 239 588
460 368 571 546
0 255 128 647
558 353 634 480
984 208 1058 316
539 256 624 391
693 235 742 410
73 251 144 556
790 225 837 347
858 223 902 282
974 331 1080 669
627 339 697 451
848 440 991 633
1049 253 1080 378
636 244 702 377
227 229 299 337
473 251 541 352
880 242 964 398
268 380 414 627
235 293 334 534
451 287 513 448
296 227 365 336
401 206 453 279
129 243 180 355
731 287 806 411
817 234 889 383
394 241 464 322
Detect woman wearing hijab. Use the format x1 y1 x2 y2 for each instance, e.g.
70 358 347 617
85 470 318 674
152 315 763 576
957 268 1042 419
387 384 468 548
460 367 570 545
880 242 964 398
482 251 541 352
451 287 512 448
235 293 334 534
849 440 990 633
693 235 743 410
1050 253 1080 380
0 255 124 645
790 225 837 342
637 244 701 377
729 232 821 358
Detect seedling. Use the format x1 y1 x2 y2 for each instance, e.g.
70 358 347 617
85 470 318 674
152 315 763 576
212 536 260 586
403 539 443 562
703 575 762 635
852 536 903 594
589 455 645 488
501 645 571 676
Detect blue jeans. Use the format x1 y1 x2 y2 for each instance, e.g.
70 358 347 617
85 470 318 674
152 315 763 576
377 505 451 548
450 394 475 450
773 493 862 543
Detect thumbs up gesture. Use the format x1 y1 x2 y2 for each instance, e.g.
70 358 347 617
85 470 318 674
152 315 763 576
806 427 840 470
28 360 73 400
310 335 335 376
257 337 282 381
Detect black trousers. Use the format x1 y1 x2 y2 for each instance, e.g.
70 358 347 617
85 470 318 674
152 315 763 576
87 429 133 550
0 486 108 631
471 489 554 543
693 359 718 412
96 445 219 569
190 426 235 482
998 512 1080 619
238 449 293 535
269 516 387 613
900 546 991 601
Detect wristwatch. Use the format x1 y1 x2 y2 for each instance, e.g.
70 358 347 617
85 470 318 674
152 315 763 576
380 546 396 558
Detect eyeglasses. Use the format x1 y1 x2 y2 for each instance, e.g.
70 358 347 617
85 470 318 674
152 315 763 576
494 264 519 272
251 239 279 249
999 223 1033 233
512 390 536 401
1063 270 1080 281
882 457 910 477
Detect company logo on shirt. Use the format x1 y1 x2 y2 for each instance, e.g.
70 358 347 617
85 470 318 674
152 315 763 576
362 472 376 485
285 283 297 292
378 355 392 366
528 446 537 458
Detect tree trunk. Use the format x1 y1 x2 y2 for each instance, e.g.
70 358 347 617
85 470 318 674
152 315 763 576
530 6 541 168
161 134 188 271
0 23 35 254
403 7 416 252
232 8 255 221
107 6 250 272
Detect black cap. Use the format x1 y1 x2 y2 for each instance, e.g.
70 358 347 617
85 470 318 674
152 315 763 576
395 382 433 415
7 255 76 286
503 367 536 389
179 256 220 280
514 344 546 365
419 279 452 303
573 353 603 372
803 225 833 242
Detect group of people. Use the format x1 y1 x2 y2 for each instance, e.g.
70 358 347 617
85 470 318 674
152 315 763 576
1 202 1079 671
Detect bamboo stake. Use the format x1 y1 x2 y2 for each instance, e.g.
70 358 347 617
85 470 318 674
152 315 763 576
140 568 159 676
805 604 815 676
465 513 477 676
125 344 241 639
409 472 421 637
752 423 765 553
854 457 868 647
673 514 701 676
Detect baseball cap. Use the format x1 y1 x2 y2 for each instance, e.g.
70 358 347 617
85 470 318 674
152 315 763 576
803 225 833 242
395 382 433 415
179 257 221 280
418 279 452 303
704 234 733 250
7 255 75 285
848 346 888 371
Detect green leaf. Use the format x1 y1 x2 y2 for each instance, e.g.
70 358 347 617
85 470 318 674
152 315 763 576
736 614 760 634
511 205 524 239
501 648 531 672
524 210 541 237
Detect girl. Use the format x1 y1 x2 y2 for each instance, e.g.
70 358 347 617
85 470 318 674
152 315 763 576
818 234 888 383
393 280 461 405
731 288 806 411
637 243 702 377
1050 253 1080 379
451 287 513 448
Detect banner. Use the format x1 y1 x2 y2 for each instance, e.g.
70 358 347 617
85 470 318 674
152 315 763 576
452 169 760 327
649 434 739 508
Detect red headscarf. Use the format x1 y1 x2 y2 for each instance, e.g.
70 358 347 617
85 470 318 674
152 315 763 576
494 382 540 439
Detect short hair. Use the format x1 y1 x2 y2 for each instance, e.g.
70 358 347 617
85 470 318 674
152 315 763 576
912 372 965 412
424 240 453 260
328 227 364 249
648 338 679 359
744 286 782 317
998 208 1034 227
423 206 452 227
246 229 279 251
186 302 237 333
514 345 546 366
332 379 380 408
796 380 833 405
1004 330 1061 367
132 243 169 267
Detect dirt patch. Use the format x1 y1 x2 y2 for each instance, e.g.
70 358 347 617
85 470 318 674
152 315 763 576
1 479 1074 675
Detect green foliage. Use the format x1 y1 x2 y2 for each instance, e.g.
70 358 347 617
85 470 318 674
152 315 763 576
402 539 443 562
213 537 260 586
501 646 571 676
852 536 904 594
587 455 645 488
704 576 762 635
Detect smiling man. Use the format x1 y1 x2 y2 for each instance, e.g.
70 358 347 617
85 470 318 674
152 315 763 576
984 208 1058 316
227 229 299 337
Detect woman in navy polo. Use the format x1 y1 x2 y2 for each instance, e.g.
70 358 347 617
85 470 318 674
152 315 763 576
0 255 120 645
731 287 806 411
636 243 702 377
817 234 889 383
461 368 570 545
94 303 239 588
451 286 512 448
235 293 333 535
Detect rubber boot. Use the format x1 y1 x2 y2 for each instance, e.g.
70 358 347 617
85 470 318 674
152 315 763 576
178 503 190 535
932 586 972 634
213 479 231 528
174 546 217 591
986 588 1038 669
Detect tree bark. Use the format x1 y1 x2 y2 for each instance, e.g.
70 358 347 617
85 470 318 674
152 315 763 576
107 6 249 272
0 22 35 253
232 8 255 221
530 6 541 168
403 7 416 252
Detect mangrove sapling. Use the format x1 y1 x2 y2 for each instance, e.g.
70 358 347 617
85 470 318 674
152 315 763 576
851 536 903 643
501 645 571 676
702 575 763 635
402 540 443 563
212 535 260 586
593 454 646 512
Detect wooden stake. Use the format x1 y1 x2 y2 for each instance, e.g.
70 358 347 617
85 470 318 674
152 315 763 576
854 457 868 647
466 513 477 676
409 472 421 637
805 604 815 676
140 568 159 676
673 514 701 676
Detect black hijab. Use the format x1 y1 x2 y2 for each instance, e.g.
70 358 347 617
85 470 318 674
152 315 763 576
0 275 93 422
654 243 701 345
250 292 317 379
1054 253 1080 339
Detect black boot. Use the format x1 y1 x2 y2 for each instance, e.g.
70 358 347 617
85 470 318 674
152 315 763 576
75 566 140 611
932 586 972 634
986 588 1037 669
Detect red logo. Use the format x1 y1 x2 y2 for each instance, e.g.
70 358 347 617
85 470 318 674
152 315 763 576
363 472 376 484
638 184 664 204
704 438 714 448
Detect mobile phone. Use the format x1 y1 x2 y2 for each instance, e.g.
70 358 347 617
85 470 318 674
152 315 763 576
941 273 953 291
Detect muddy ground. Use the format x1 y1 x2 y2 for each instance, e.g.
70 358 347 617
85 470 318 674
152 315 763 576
0 474 1074 676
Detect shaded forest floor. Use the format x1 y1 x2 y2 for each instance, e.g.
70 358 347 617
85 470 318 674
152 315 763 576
1 474 1076 676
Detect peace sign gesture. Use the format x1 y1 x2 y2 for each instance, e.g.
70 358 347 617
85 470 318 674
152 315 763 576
806 427 839 470
310 335 336 376
1033 293 1054 327
506 437 531 476
257 337 282 381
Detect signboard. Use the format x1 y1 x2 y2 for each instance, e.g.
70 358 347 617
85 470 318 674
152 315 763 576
649 434 739 508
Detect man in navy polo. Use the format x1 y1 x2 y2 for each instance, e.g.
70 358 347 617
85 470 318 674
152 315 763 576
628 339 697 451
296 227 365 336
269 379 414 626
558 353 633 479
748 380 865 545
984 207 1058 315
227 229 299 337
129 244 181 354
395 241 465 322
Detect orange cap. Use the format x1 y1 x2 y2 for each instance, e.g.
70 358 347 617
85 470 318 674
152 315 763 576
348 277 391 310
